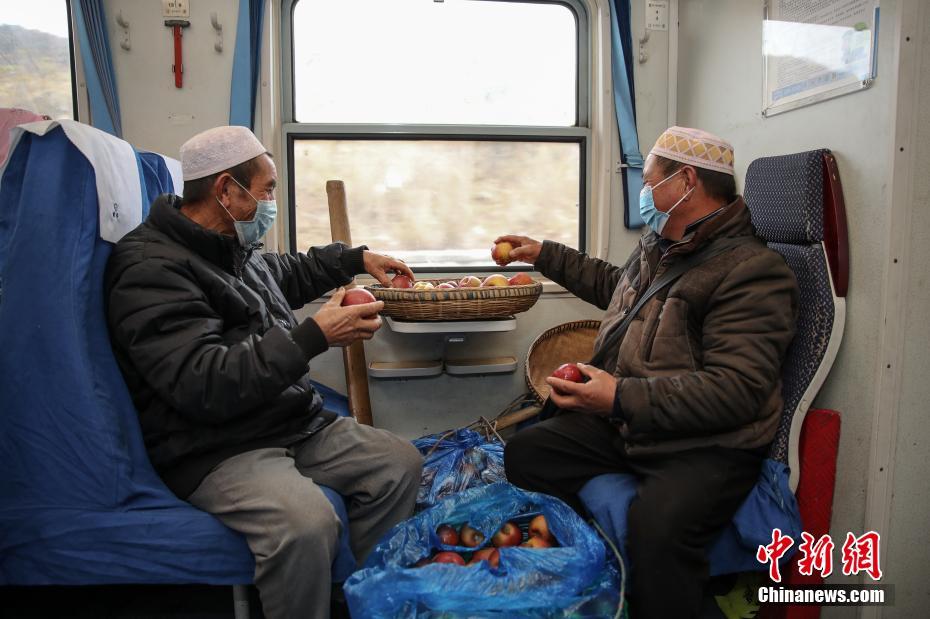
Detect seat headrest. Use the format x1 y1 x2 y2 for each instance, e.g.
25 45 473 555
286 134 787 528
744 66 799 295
744 149 830 244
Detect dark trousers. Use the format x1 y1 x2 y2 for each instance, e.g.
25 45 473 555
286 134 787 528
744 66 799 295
504 412 763 619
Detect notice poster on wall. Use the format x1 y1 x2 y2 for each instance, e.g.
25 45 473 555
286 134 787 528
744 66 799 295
763 0 879 117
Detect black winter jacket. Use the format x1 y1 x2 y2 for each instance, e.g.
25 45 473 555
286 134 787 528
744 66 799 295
105 194 366 498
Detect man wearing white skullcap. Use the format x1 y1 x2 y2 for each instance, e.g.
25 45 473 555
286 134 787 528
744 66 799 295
498 127 799 618
105 126 422 619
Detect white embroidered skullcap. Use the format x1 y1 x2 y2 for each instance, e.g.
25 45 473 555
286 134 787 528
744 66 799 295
180 126 267 181
650 126 735 176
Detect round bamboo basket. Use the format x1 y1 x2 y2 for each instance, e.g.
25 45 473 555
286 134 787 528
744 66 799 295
525 319 602 403
366 279 542 321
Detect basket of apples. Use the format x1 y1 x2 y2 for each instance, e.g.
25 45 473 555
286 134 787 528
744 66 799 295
365 244 543 321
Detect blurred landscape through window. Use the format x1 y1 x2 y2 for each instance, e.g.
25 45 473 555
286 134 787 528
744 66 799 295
293 139 581 268
0 0 74 120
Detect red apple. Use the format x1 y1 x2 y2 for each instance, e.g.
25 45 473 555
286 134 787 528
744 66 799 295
521 536 553 549
491 521 523 548
342 288 377 307
436 524 459 546
432 551 465 565
437 282 457 289
528 515 554 543
491 242 514 263
391 274 414 289
468 547 500 568
459 275 482 288
507 273 534 286
551 363 583 383
459 524 485 548
481 274 509 287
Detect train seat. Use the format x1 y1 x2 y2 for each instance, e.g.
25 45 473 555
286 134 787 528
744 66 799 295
578 148 849 577
0 122 355 601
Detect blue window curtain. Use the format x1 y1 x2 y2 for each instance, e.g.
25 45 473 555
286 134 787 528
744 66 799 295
609 0 644 229
73 0 122 137
229 0 266 129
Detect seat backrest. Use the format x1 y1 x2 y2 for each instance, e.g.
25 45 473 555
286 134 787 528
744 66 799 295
744 149 849 491
0 125 180 511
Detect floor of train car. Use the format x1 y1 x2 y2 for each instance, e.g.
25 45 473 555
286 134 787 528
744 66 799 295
2 578 738 618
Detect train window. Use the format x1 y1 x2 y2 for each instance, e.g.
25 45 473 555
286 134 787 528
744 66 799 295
285 0 588 270
0 0 76 120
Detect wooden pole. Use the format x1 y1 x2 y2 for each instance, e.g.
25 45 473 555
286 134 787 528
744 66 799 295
326 180 374 426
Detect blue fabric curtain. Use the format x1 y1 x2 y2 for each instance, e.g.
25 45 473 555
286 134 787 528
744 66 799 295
73 0 122 137
229 0 266 128
609 0 644 229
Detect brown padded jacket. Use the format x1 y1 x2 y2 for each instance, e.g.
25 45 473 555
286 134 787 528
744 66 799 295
535 196 799 457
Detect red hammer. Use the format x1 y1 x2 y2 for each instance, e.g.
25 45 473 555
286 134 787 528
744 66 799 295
165 18 190 88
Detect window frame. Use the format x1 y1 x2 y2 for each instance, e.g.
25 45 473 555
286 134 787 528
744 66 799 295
65 0 79 120
281 0 591 271
67 0 87 122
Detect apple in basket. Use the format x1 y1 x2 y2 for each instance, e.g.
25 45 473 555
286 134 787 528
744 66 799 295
551 363 583 383
491 521 522 548
391 273 414 289
507 273 534 286
468 547 500 568
436 523 460 546
432 551 466 565
437 282 457 289
459 523 485 548
528 515 555 544
459 275 482 288
481 274 509 287
413 281 435 290
491 241 513 263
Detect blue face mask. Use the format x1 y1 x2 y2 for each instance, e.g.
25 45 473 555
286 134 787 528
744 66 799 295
217 176 277 247
639 169 694 236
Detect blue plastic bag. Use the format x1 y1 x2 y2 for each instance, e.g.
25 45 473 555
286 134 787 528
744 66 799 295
413 429 506 512
344 482 621 618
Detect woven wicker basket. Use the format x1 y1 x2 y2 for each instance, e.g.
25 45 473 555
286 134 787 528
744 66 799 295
366 279 542 321
525 319 602 403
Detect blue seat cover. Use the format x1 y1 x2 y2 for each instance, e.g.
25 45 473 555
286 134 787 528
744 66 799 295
578 460 801 577
0 127 355 585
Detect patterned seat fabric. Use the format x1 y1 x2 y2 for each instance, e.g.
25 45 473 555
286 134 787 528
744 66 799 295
745 150 826 244
744 149 836 464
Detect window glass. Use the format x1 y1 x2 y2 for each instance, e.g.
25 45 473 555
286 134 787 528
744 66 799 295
293 0 577 126
0 0 74 120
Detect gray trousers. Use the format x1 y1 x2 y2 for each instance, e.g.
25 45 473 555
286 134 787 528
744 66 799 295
187 417 423 619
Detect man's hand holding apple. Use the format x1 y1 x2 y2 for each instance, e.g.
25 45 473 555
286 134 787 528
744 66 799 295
546 363 616 417
492 235 543 266
362 250 416 287
313 287 384 347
